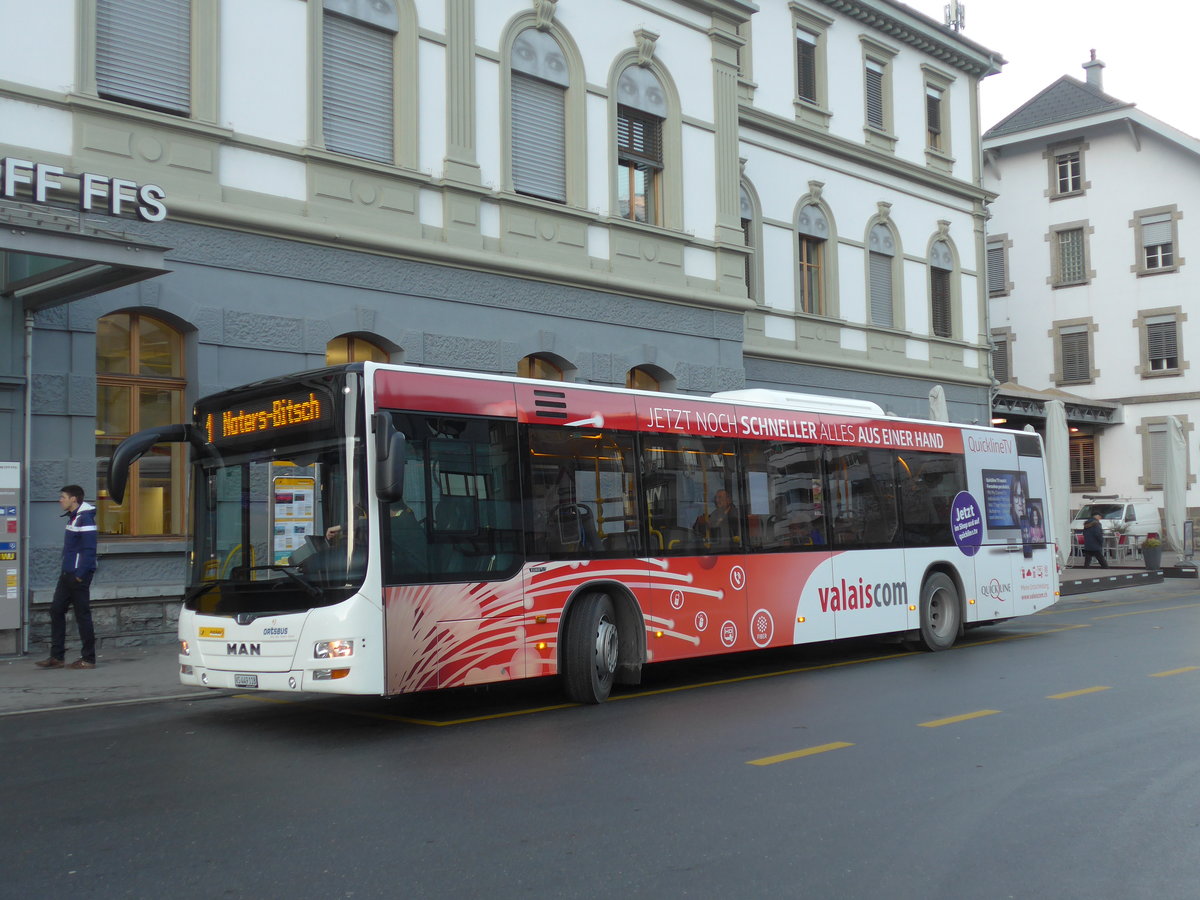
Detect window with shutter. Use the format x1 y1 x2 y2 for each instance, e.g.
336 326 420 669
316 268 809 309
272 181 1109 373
930 267 951 338
868 223 895 328
1146 319 1179 371
741 184 759 302
96 0 191 116
992 338 1010 384
510 28 568 202
1069 435 1097 489
1059 328 1090 382
615 66 666 226
926 87 943 150
865 61 885 130
323 8 396 164
869 253 893 327
1148 424 1167 486
1141 212 1175 269
796 29 818 102
987 244 1007 295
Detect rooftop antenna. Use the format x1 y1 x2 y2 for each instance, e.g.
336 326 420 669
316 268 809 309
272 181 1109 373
944 0 965 32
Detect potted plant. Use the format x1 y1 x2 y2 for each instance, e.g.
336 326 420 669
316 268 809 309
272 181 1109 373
1141 536 1163 570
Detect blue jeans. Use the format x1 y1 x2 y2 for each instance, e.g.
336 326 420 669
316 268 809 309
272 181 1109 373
50 571 95 662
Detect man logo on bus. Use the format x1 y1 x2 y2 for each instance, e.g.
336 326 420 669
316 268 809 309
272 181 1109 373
227 643 262 656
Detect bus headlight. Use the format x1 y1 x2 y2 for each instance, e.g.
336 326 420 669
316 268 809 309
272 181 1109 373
180 640 191 656
314 639 354 659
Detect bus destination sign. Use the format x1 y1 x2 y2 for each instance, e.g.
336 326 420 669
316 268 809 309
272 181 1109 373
204 392 326 444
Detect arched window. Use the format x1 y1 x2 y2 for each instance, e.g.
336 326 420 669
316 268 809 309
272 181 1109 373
740 183 762 303
95 312 186 536
929 240 954 339
798 204 829 315
326 335 389 364
868 223 897 328
615 66 666 224
510 27 569 202
518 354 566 381
627 366 667 392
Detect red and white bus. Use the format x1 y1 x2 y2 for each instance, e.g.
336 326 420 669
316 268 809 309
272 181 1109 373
110 363 1059 703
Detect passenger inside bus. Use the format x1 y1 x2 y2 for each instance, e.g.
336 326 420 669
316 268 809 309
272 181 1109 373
693 489 740 549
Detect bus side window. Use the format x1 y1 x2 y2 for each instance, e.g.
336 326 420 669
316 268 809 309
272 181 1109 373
897 451 966 546
383 414 522 584
526 425 640 559
827 446 898 548
742 441 825 551
640 434 741 554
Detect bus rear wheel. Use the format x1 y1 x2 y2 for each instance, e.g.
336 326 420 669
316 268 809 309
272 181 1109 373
918 573 961 651
563 592 619 704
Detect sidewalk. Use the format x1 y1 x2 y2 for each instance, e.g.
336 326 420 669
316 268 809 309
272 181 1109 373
0 643 220 717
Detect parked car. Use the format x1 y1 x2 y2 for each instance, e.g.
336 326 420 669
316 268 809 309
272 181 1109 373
1070 495 1161 545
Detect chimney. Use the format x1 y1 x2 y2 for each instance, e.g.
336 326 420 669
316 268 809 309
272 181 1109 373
1082 49 1105 89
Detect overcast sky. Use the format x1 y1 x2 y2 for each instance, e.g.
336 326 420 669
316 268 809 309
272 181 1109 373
903 0 1200 138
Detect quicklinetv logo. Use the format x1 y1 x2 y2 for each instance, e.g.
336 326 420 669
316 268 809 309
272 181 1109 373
817 577 908 612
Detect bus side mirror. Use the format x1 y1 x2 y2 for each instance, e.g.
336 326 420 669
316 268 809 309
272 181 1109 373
109 424 212 504
374 413 406 502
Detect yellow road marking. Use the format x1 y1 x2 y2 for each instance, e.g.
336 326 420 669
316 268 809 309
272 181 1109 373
1093 603 1200 620
918 709 1001 728
1150 666 1200 678
1048 686 1110 699
748 742 854 766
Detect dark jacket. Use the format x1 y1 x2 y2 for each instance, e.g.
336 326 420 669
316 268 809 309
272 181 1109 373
1082 517 1105 553
62 501 98 578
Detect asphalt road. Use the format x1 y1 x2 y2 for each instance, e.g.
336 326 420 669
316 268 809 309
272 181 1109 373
5 581 1200 899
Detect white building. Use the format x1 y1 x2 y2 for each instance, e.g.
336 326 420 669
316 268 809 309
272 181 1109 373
0 0 1000 651
984 55 1197 523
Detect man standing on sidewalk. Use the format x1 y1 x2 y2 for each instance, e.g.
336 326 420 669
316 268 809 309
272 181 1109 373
1081 513 1110 569
36 485 98 669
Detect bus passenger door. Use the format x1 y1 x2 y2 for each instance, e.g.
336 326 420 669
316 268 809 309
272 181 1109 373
742 439 835 647
1015 434 1055 616
963 428 1024 623
825 445 910 640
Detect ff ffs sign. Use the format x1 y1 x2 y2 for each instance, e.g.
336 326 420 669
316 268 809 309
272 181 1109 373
0 157 167 223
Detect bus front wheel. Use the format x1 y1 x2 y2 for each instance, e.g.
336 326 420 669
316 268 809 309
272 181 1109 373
563 592 619 704
918 573 961 651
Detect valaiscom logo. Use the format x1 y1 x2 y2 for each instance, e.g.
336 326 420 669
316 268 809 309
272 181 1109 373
817 577 908 612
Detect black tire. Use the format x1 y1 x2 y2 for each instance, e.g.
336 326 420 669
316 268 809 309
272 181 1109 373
563 592 619 704
918 572 961 651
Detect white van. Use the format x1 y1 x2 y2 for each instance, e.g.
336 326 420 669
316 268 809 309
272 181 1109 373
1070 495 1162 545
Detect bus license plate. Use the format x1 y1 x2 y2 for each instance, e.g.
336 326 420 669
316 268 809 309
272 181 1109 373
234 674 258 688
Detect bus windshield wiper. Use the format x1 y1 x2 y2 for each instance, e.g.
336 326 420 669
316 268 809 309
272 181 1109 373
247 565 323 600
184 580 226 604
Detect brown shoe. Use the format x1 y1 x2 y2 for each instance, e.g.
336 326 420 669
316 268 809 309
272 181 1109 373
68 659 96 670
35 657 64 669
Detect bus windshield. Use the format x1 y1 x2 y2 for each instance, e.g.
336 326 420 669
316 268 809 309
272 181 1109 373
186 371 367 617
